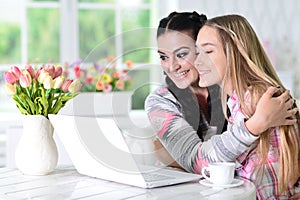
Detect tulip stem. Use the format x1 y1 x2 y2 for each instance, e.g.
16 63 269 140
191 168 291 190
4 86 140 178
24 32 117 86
25 88 31 98
15 94 27 110
46 89 51 99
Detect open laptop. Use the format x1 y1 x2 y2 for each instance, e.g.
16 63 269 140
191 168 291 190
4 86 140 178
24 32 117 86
49 114 201 188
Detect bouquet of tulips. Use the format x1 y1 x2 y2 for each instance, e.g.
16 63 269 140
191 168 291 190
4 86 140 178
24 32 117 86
3 64 82 118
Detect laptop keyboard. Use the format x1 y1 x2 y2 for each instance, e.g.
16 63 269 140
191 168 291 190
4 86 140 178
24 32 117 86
142 173 176 182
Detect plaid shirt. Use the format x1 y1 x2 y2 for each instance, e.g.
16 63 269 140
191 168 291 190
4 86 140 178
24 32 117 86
228 91 300 199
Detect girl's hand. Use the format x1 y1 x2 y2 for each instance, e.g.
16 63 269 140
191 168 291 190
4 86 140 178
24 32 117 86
245 86 297 136
152 138 185 170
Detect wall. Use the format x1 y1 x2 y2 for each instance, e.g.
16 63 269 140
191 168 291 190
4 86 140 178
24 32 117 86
159 0 300 98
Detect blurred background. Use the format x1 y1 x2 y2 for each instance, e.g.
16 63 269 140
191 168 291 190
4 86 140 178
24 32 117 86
0 0 299 111
0 0 299 166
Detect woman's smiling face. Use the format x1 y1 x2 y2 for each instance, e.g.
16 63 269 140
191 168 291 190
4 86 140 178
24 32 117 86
157 31 199 89
195 25 227 89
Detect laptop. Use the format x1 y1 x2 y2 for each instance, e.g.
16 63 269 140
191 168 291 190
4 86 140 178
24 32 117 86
49 114 202 188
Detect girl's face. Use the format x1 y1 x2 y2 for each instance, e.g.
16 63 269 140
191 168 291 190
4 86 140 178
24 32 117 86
157 31 198 89
195 25 227 89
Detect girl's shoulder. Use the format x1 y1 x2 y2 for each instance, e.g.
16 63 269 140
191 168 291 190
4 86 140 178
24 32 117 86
227 90 256 120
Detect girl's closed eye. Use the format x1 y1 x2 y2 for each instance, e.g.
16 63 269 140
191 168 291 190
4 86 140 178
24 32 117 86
195 47 209 56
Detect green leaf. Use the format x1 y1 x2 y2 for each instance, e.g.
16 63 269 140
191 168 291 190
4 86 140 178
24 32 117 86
39 87 49 116
13 94 28 111
34 97 44 115
19 93 36 115
50 100 64 114
13 96 29 114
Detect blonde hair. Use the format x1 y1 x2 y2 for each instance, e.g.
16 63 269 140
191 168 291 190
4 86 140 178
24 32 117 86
205 14 300 195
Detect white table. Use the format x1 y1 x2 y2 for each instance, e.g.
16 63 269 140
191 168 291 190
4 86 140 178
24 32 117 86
0 167 256 200
4 110 156 168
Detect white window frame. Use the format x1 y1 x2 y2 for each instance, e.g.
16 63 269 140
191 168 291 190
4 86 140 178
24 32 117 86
22 0 157 65
2 0 163 86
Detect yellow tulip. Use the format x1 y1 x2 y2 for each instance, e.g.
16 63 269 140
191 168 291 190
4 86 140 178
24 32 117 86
53 76 65 89
4 83 16 95
68 79 82 93
37 69 50 83
43 75 54 89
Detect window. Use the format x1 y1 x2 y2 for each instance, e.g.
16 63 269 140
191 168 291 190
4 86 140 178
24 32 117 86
0 0 156 64
0 0 160 111
27 6 60 63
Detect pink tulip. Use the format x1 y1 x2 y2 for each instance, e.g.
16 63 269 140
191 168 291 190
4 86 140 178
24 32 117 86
85 77 93 84
24 65 35 78
19 71 32 88
11 66 21 79
4 71 17 84
53 66 63 78
74 65 81 78
45 65 55 78
35 66 43 79
61 80 73 92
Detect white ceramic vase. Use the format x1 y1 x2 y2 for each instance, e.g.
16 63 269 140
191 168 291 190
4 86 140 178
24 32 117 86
15 115 58 175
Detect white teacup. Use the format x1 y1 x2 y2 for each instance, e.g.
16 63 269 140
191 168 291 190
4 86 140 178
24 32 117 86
201 162 235 185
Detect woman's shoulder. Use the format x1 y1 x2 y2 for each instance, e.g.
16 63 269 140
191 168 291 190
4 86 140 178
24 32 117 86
146 85 177 102
144 85 178 109
144 85 186 121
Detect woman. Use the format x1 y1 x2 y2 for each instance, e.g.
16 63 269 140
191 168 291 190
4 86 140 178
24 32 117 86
195 14 299 199
145 11 296 171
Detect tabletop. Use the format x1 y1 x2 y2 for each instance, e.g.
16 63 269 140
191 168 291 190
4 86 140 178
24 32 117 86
0 167 256 200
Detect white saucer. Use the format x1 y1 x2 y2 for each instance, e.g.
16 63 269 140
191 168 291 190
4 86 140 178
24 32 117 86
199 178 244 188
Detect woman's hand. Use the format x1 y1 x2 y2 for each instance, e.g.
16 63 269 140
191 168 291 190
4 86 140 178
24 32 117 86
245 86 298 135
152 138 185 170
290 192 300 199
